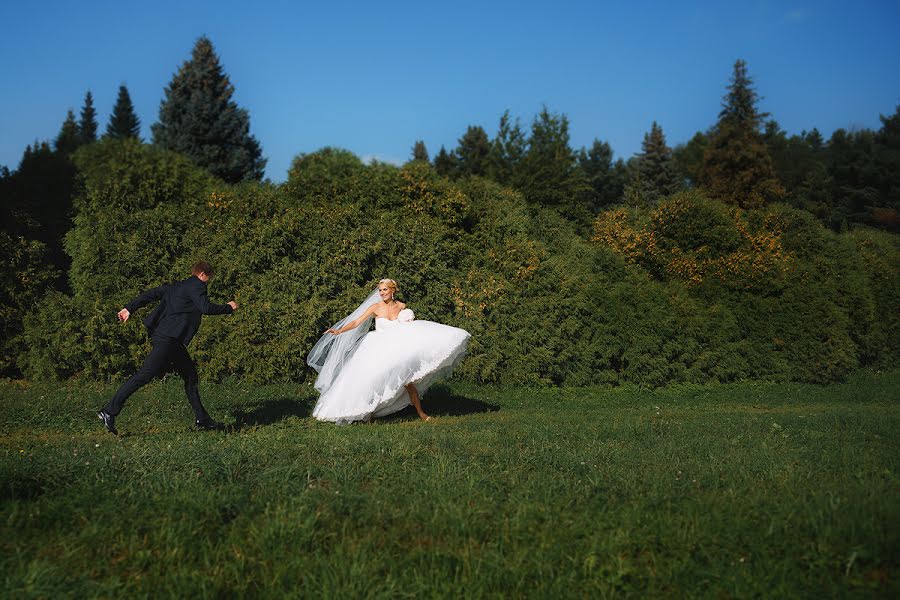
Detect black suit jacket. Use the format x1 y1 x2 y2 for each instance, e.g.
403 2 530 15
125 276 233 346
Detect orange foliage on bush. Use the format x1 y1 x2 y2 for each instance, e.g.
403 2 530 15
592 193 795 290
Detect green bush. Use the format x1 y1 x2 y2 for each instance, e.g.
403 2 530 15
17 141 900 386
0 232 58 375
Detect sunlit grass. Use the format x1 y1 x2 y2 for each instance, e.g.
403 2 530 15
1 372 898 597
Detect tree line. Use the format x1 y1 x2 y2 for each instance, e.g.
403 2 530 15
422 59 899 233
1 37 898 383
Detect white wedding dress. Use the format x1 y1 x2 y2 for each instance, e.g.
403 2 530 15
312 314 471 424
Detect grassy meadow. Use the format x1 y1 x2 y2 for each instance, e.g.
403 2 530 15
1 372 898 598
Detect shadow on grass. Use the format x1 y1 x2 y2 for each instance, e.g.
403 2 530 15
229 385 497 428
377 384 500 423
231 397 313 429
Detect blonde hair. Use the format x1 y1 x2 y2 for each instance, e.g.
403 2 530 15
379 278 398 297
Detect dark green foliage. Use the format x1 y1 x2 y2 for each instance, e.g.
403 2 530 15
487 110 527 186
17 142 897 386
578 139 627 209
593 191 900 383
826 128 879 229
701 60 785 209
0 232 58 375
1 142 76 278
672 131 708 187
152 36 266 183
455 125 491 177
433 145 456 177
64 139 215 302
54 110 80 155
520 107 591 224
719 59 767 129
106 85 141 140
78 91 98 144
633 121 680 204
764 120 835 225
411 140 428 162
873 106 900 230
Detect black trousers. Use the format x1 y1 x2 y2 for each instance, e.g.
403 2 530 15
104 336 210 422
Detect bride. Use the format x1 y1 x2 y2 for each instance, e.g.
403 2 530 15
307 279 471 424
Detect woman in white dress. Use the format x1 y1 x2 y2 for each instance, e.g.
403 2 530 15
307 279 471 424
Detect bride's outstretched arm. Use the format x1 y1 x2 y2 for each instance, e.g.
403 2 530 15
326 304 377 335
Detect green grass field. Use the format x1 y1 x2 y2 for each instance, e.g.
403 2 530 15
1 371 898 598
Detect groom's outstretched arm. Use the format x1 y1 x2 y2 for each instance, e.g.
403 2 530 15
118 285 169 322
190 286 237 316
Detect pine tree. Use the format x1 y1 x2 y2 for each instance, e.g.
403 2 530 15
672 131 708 187
635 121 680 203
701 59 784 209
433 146 457 177
79 91 98 144
54 110 80 155
152 36 266 183
456 126 491 177
521 107 589 221
826 128 879 227
578 139 627 208
874 105 900 218
806 128 824 152
411 140 429 162
488 110 527 186
106 85 142 140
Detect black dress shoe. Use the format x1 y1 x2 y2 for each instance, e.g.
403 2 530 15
97 410 118 435
194 418 225 431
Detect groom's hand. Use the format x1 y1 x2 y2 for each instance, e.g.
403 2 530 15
227 301 238 311
117 308 130 322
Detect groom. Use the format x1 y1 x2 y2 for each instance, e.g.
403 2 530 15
97 261 238 435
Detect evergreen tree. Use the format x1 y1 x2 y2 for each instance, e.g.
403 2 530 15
806 128 824 152
78 91 98 144
701 59 784 209
152 36 266 183
3 140 76 280
827 128 879 228
874 105 900 230
672 131 708 188
411 140 429 162
634 121 680 203
106 85 142 140
54 110 80 155
578 139 627 208
522 107 590 223
433 146 457 177
456 125 491 177
488 110 527 186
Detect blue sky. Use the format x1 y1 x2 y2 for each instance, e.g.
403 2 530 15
2 0 899 181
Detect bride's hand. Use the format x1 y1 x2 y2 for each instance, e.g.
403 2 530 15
326 327 340 335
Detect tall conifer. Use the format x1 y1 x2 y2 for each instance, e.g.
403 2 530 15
152 36 266 182
78 91 98 144
54 110 80 155
433 146 456 177
487 110 527 186
106 85 142 140
635 122 680 203
521 107 589 221
411 140 429 162
456 126 491 177
579 139 627 208
701 60 784 208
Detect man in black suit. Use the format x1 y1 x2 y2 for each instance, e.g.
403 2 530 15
97 261 238 435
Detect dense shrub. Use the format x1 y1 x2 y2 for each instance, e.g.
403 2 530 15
592 193 899 383
17 141 900 386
